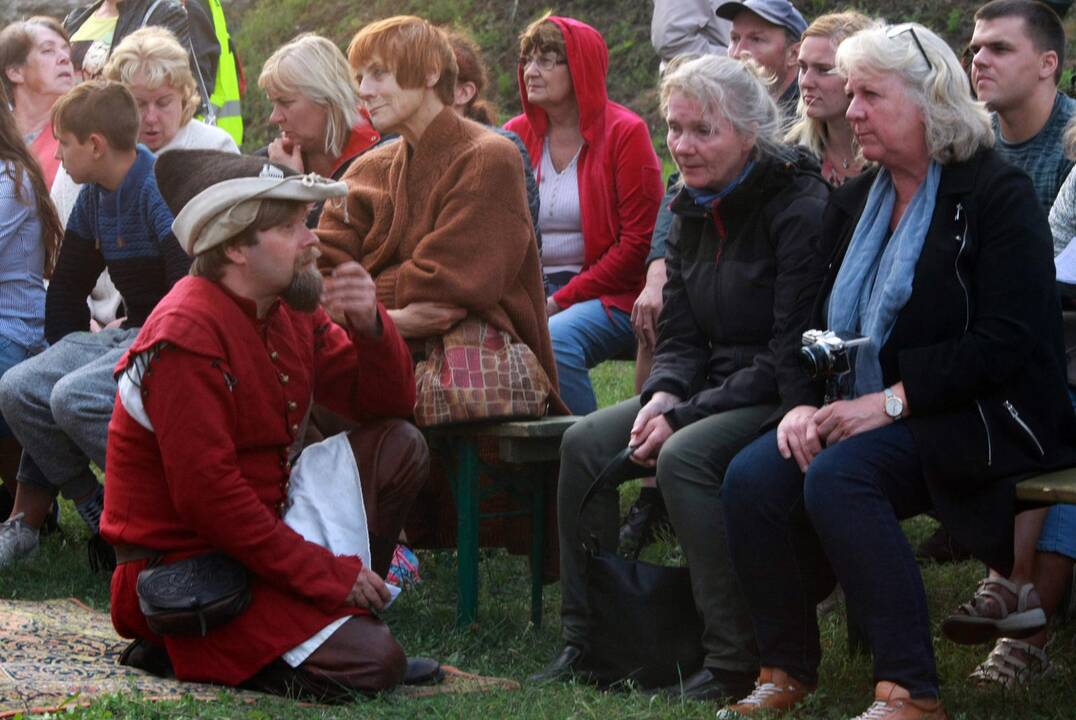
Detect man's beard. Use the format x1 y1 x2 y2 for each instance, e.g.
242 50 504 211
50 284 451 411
282 264 323 313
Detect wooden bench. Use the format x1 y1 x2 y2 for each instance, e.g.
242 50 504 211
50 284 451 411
424 415 580 628
1015 467 1076 505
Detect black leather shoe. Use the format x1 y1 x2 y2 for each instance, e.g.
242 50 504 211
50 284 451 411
529 644 584 682
403 656 444 686
660 667 755 702
119 638 174 678
618 491 672 559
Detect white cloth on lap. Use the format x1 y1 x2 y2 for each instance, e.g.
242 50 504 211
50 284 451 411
281 432 372 667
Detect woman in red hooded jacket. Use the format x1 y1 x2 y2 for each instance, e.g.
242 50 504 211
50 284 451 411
505 15 664 415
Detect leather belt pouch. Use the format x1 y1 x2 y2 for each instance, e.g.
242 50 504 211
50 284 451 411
136 552 250 636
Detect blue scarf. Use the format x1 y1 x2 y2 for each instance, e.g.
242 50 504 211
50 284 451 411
685 160 756 206
826 161 942 397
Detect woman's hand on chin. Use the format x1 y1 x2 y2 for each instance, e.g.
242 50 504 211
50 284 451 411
267 136 304 173
776 404 823 472
813 393 892 447
387 302 466 338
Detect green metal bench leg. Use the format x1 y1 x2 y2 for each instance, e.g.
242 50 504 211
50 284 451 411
455 440 480 628
529 470 545 627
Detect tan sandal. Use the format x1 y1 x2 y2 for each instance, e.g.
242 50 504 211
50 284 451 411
969 638 1050 688
941 577 1045 645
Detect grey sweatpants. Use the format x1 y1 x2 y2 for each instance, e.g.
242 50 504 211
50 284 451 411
0 328 138 499
557 395 776 673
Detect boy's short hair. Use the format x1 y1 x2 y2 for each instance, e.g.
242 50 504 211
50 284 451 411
975 0 1065 82
51 80 139 151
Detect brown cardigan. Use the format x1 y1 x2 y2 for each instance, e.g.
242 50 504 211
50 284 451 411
317 107 564 412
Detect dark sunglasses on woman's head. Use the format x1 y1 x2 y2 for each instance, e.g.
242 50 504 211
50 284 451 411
886 24 933 73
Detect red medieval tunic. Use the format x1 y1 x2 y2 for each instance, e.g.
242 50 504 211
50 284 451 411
102 276 415 686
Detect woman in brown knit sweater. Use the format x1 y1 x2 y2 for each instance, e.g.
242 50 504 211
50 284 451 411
317 15 559 398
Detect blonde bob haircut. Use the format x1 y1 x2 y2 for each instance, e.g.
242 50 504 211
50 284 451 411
347 16 458 107
660 54 785 164
785 11 879 160
259 34 359 158
835 23 993 165
104 27 200 126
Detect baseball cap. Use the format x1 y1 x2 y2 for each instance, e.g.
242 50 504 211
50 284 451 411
717 0 808 38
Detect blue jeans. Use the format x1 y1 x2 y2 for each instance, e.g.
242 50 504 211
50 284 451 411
0 336 31 438
723 423 939 699
0 328 138 500
1038 389 1076 559
546 276 633 415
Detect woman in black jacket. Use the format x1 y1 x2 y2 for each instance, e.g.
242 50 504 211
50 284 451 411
720 24 1076 720
532 55 831 697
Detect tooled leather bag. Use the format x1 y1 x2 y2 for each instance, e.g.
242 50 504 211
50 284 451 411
136 553 251 636
413 317 552 427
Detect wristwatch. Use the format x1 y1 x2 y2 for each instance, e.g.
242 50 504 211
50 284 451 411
884 387 904 419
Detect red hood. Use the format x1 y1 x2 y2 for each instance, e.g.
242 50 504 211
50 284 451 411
516 16 609 145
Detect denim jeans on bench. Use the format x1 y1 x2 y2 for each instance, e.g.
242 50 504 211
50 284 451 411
722 422 939 699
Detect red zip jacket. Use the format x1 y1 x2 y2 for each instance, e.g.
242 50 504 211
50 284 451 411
505 16 664 316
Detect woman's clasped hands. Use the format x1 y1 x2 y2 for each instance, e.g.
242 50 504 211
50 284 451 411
778 384 908 472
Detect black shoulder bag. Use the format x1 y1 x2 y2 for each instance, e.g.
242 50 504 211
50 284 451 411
574 448 705 689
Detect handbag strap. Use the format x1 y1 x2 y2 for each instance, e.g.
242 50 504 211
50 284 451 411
576 447 652 555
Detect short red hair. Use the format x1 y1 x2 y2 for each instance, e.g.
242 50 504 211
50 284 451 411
347 16 457 106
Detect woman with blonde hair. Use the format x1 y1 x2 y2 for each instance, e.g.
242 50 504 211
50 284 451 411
258 33 381 226
721 23 1076 718
104 27 236 155
785 11 876 185
536 54 830 692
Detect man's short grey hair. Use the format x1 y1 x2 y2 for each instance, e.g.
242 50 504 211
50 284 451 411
259 33 359 159
836 23 993 165
660 54 785 162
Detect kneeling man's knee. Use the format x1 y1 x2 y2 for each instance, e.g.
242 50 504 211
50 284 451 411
350 419 429 495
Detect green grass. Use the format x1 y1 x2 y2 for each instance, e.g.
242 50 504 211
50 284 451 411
4 362 1075 718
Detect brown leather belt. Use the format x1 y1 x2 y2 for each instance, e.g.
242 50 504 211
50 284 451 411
113 543 161 564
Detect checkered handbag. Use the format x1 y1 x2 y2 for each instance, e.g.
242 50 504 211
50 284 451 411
413 318 552 427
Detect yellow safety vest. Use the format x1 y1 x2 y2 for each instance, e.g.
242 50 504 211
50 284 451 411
197 0 242 145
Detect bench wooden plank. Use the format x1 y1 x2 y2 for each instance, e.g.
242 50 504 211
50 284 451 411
1015 468 1076 505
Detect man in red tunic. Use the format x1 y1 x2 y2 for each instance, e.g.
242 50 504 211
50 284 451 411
101 149 429 698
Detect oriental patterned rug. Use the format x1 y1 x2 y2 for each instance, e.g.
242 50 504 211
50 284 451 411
0 598 517 718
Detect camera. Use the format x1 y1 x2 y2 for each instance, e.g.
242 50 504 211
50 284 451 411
799 330 870 381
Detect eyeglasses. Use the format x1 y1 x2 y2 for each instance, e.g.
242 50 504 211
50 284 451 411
518 54 565 72
887 24 933 73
